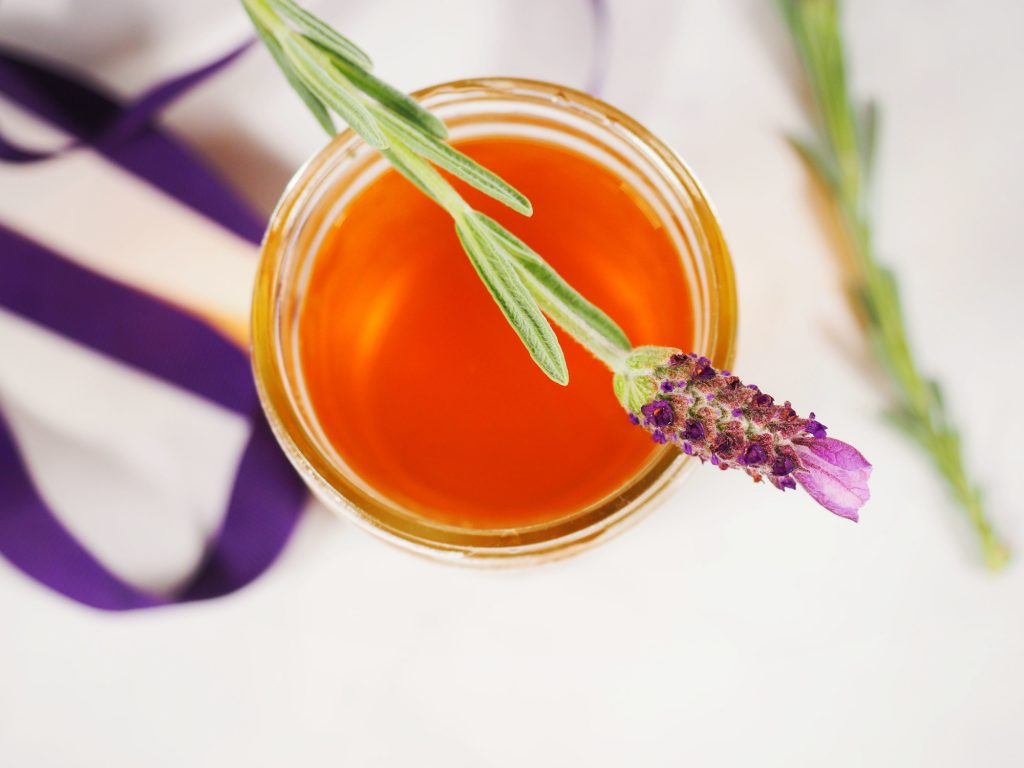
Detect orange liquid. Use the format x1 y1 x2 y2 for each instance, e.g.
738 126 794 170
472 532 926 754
299 137 693 528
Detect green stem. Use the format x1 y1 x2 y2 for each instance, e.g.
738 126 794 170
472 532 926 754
378 129 469 216
780 0 1009 569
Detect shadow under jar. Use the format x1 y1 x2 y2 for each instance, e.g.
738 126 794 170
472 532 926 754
251 78 737 563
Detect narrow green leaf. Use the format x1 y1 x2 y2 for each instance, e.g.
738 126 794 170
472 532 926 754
454 216 568 385
374 108 532 216
882 406 923 442
245 6 335 135
267 0 374 70
874 265 904 331
785 133 838 192
281 35 387 149
473 213 632 355
326 51 448 139
859 99 880 179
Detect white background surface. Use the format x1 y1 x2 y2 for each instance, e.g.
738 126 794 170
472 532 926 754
2 1 1024 765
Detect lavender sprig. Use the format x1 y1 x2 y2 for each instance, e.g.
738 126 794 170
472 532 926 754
247 0 874 523
778 0 1009 567
616 347 871 520
242 0 585 385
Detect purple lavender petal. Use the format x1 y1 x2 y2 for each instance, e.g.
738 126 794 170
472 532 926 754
694 363 716 380
682 419 705 441
805 420 828 438
641 399 675 428
743 444 767 465
772 456 796 476
793 438 872 521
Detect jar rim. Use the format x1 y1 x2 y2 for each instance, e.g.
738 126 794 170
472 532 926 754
251 77 737 563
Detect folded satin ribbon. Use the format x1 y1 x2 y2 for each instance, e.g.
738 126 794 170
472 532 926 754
0 44 307 611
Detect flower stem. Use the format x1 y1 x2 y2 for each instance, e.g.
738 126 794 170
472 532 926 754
779 0 1009 569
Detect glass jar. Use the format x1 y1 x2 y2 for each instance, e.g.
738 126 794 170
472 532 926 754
251 78 737 563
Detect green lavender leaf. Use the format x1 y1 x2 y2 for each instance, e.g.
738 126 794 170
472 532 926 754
455 215 568 385
244 7 335 134
327 53 448 139
373 107 532 215
786 134 839 192
266 0 373 70
858 100 880 179
473 212 632 368
280 34 387 149
385 139 568 382
927 379 945 410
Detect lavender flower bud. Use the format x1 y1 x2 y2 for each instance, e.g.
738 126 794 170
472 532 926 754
614 346 872 521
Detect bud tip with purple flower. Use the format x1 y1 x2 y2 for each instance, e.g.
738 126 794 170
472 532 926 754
614 346 871 521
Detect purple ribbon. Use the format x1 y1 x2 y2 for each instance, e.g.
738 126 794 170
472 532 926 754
0 45 306 610
0 43 261 242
